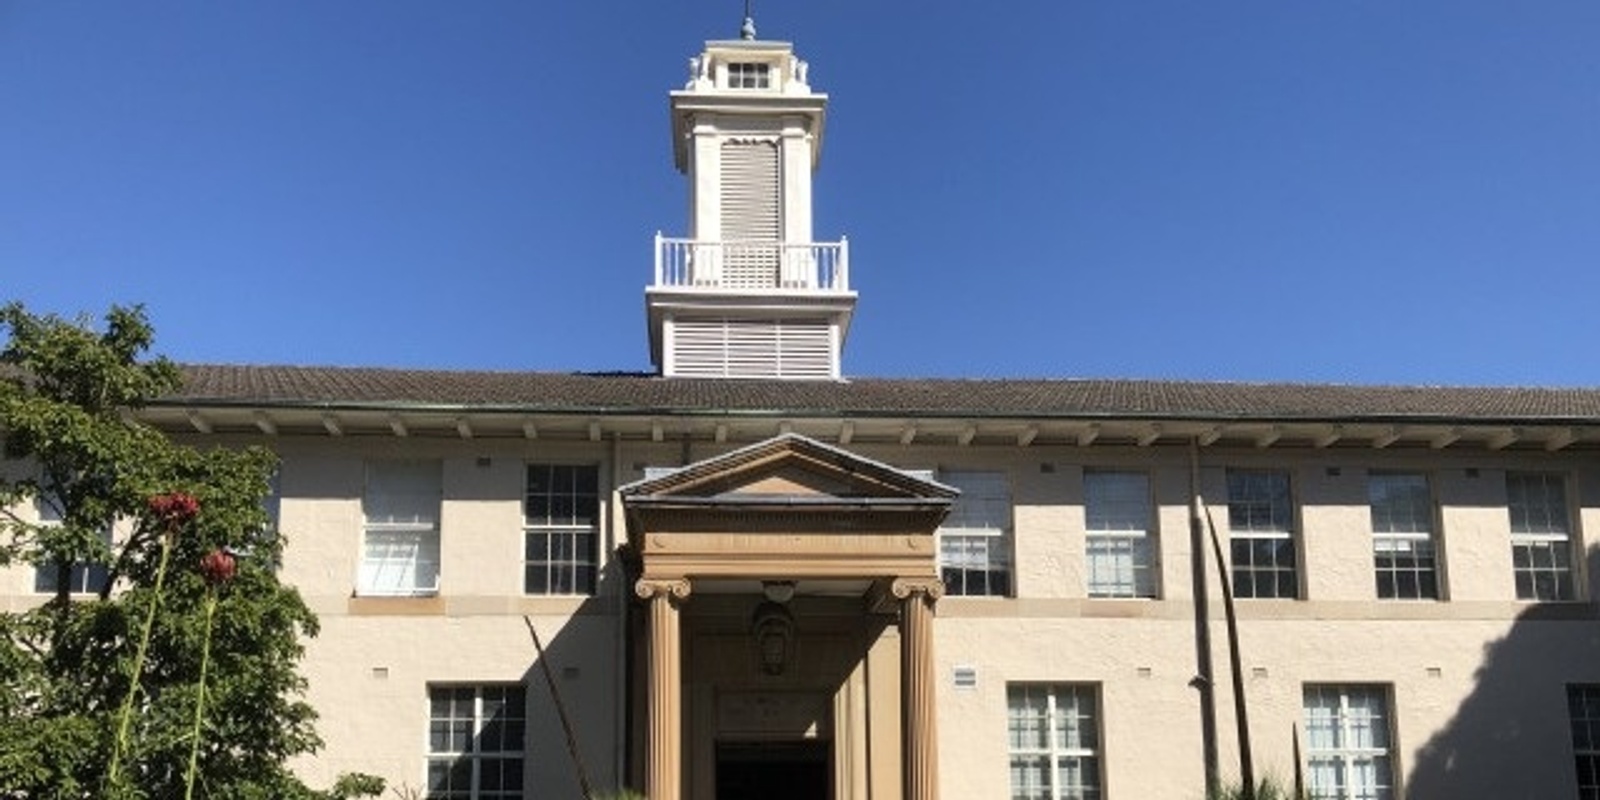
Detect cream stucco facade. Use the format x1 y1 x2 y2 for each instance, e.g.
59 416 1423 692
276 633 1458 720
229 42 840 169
9 430 1596 798
6 20 1600 800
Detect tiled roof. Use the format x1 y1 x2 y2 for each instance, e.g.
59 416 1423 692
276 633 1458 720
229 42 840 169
160 364 1600 424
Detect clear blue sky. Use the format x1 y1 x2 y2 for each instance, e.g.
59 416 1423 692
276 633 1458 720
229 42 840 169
3 2 1597 385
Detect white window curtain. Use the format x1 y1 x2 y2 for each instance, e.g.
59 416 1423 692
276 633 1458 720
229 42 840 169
1507 471 1574 601
938 470 1013 597
362 460 441 595
1304 685 1395 800
1008 684 1102 800
1084 471 1156 598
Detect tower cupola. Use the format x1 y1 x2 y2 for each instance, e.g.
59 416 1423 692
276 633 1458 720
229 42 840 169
646 32 856 380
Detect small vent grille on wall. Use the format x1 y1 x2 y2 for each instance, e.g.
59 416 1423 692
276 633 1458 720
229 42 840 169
953 665 978 690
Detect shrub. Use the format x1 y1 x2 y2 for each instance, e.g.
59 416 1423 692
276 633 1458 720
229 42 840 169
1207 775 1305 800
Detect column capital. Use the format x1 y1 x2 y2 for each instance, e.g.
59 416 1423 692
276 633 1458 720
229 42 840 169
635 577 693 602
891 576 945 603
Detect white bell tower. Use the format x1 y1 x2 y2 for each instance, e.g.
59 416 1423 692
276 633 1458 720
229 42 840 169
646 23 856 380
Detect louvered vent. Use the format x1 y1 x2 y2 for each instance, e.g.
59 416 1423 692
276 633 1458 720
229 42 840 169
670 317 835 379
720 140 781 289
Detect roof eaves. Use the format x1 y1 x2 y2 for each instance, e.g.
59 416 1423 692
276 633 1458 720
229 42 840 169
148 397 1600 428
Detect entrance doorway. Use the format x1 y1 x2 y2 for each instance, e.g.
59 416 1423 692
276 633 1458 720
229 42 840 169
715 740 830 800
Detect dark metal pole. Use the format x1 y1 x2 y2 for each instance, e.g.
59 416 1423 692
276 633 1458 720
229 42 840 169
1292 722 1306 799
1189 441 1221 796
1205 506 1256 799
525 615 597 799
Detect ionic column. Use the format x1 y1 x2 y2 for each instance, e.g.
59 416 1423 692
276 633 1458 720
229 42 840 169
637 578 691 800
893 577 943 800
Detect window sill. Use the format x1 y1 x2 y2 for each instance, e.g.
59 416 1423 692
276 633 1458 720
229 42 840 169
347 594 446 616
354 589 439 598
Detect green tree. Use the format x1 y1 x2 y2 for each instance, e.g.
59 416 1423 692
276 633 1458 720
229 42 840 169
0 303 382 799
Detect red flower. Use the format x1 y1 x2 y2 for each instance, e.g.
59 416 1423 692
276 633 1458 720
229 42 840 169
147 492 200 526
199 550 236 585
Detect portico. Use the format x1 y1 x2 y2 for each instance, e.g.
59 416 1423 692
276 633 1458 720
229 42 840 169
621 435 955 800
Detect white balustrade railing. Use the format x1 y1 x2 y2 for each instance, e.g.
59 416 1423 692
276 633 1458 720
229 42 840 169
654 235 849 292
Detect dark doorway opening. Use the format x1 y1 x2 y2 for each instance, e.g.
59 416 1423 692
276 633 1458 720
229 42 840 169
715 740 830 800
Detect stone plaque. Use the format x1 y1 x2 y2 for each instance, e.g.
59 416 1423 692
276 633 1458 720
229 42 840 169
717 691 831 738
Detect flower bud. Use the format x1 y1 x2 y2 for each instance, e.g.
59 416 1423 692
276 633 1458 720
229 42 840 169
199 549 236 585
147 492 200 526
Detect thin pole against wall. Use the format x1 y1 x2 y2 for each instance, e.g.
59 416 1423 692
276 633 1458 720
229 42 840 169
1205 505 1256 798
610 432 630 793
525 615 597 800
1292 722 1306 798
1189 439 1221 796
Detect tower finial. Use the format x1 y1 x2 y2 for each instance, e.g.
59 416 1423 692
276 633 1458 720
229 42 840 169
740 0 756 40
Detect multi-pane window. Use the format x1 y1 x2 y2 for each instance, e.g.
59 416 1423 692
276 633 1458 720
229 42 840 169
31 495 111 595
1568 685 1600 798
1303 684 1395 800
1227 470 1298 599
427 684 526 800
524 464 599 595
1084 471 1157 598
1508 472 1575 601
361 460 442 596
938 470 1013 597
727 61 771 89
1008 684 1101 800
1368 472 1439 600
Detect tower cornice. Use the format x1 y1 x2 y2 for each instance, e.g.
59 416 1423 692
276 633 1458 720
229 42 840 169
670 93 828 174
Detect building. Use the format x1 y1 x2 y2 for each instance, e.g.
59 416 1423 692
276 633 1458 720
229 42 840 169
8 19 1600 800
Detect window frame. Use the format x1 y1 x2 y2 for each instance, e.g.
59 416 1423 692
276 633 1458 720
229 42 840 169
1302 683 1397 800
1007 683 1103 800
1083 470 1158 599
31 495 112 596
360 460 443 597
936 469 1014 598
1507 471 1577 602
1225 469 1300 600
522 463 601 596
425 683 527 800
1568 684 1600 798
725 61 772 89
1367 471 1442 600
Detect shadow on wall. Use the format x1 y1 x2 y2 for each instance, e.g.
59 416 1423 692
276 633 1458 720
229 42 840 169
422 561 627 800
1404 575 1600 798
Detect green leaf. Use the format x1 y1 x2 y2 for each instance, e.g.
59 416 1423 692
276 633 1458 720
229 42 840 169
0 303 361 798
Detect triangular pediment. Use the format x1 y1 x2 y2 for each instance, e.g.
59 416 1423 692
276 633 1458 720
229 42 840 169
620 433 955 504
620 435 952 584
